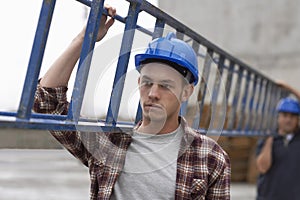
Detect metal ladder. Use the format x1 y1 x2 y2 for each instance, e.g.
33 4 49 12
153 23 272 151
0 0 289 136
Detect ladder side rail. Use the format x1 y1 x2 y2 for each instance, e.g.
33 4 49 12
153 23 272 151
76 0 153 36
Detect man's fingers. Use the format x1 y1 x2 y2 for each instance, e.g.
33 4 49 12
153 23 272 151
94 5 116 41
108 7 116 17
105 4 116 17
102 5 116 33
101 5 116 29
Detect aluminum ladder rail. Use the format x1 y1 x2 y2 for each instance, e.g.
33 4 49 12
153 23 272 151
0 0 289 136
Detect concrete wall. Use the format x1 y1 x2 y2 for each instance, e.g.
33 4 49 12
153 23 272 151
159 0 300 91
0 128 61 149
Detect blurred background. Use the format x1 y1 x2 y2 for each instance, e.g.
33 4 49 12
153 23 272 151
1 0 300 199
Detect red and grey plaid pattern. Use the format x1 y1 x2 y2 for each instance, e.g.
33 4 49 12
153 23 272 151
34 84 230 200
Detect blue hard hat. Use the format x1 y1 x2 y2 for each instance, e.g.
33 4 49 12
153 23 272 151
135 32 199 85
276 97 300 115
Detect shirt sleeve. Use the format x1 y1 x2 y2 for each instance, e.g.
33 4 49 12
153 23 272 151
206 146 231 200
33 83 69 115
33 83 92 166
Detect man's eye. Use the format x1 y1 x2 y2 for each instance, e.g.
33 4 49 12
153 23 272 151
160 84 171 89
142 81 152 86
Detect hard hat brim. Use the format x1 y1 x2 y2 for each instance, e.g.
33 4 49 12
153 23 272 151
135 53 198 85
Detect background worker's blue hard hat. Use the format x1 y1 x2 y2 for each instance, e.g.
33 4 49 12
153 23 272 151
276 97 300 115
135 32 199 85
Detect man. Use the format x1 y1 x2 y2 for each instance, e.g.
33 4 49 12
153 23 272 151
276 80 300 100
33 5 230 200
256 86 300 200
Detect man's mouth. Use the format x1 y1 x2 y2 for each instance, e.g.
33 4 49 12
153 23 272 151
144 103 163 110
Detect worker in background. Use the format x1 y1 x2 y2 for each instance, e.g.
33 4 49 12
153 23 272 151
33 5 230 200
256 81 300 200
276 80 300 100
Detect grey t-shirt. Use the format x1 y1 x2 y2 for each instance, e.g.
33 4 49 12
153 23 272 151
110 125 184 200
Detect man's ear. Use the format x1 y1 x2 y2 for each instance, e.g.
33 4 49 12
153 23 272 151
138 77 141 85
181 84 194 102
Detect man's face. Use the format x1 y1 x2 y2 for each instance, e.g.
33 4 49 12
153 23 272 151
138 62 192 123
277 112 299 134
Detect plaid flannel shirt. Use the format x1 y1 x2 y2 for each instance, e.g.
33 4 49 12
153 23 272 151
33 84 230 200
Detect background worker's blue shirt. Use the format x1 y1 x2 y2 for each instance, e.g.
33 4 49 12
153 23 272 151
256 130 300 200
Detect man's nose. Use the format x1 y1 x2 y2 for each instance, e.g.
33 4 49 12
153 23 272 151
148 84 160 99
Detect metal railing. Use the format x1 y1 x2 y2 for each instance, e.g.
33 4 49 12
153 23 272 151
0 0 289 136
